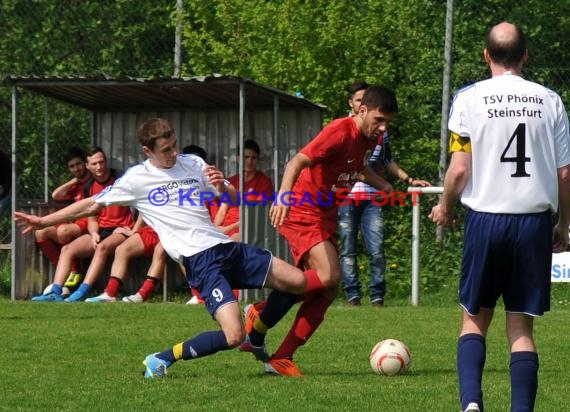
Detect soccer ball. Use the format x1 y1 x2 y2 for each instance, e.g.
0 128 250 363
369 339 411 376
43 283 70 298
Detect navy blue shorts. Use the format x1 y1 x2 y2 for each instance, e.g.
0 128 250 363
183 242 272 317
460 210 552 316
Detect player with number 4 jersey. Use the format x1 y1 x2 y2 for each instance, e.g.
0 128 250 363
430 22 570 412
448 70 570 214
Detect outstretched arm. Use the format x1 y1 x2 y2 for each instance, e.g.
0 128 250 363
14 197 103 235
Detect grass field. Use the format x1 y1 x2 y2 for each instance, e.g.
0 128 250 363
1 286 569 412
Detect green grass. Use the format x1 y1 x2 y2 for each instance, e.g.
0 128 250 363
0 286 569 412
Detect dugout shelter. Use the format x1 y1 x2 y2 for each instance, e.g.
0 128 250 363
5 74 325 300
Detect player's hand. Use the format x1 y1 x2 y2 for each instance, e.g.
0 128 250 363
410 179 431 187
14 212 44 235
380 181 394 195
91 233 101 249
552 223 569 253
269 192 291 227
428 204 456 228
205 165 226 190
113 226 133 237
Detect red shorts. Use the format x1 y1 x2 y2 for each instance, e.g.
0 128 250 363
74 218 88 233
138 226 160 256
278 210 337 268
55 218 88 234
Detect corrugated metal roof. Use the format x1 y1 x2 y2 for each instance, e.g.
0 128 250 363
3 73 326 111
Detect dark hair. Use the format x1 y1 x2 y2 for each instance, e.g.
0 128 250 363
65 147 86 164
237 139 261 156
86 146 105 159
485 23 526 67
361 86 398 114
182 144 208 162
347 81 369 97
243 139 260 156
137 118 175 150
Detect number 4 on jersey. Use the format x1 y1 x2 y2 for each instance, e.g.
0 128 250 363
500 123 530 177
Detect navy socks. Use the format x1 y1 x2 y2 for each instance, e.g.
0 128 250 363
457 333 486 411
510 351 538 412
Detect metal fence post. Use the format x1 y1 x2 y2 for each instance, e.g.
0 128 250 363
409 186 444 306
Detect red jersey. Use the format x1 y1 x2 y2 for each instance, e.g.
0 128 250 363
67 174 92 232
292 117 377 223
64 174 91 203
278 117 378 264
85 171 134 229
223 171 274 226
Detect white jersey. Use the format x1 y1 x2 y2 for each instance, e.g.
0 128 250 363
449 73 570 213
94 154 232 262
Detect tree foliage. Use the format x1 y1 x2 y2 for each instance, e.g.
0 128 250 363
1 0 570 295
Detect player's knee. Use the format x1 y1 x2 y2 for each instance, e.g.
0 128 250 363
317 270 341 289
94 242 113 256
60 243 72 255
35 230 45 242
225 329 245 348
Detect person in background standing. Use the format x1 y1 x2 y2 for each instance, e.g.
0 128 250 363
339 81 430 307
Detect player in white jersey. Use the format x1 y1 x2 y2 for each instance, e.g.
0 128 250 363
430 22 570 412
15 118 326 380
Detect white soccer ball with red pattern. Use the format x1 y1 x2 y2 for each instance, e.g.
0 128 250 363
369 339 411 376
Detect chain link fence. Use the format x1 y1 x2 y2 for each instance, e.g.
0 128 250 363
0 1 177 247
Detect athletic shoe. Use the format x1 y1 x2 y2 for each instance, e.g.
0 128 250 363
464 402 480 412
85 292 117 303
64 271 83 288
347 297 361 306
31 292 63 302
122 293 144 303
243 303 261 335
264 357 303 377
143 353 168 379
371 298 384 307
65 290 87 302
186 295 202 305
239 335 270 362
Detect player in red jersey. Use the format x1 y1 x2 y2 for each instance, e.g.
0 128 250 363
83 218 166 303
240 86 397 376
31 147 135 302
34 147 91 286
